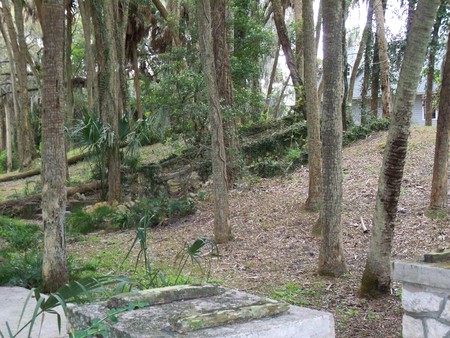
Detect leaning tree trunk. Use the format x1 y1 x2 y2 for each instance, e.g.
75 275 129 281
318 0 347 277
197 0 231 243
303 0 322 211
272 0 303 113
347 1 372 108
430 28 450 210
41 0 68 293
360 0 440 297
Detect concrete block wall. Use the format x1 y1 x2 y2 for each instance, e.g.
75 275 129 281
393 261 450 338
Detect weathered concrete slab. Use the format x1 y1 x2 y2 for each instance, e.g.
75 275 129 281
393 261 450 289
0 287 66 338
68 286 335 337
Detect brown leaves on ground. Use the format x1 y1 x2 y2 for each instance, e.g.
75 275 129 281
69 126 448 338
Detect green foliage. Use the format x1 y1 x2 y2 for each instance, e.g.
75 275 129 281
66 206 117 234
249 158 284 178
0 150 18 174
167 198 197 218
0 217 43 288
343 118 390 146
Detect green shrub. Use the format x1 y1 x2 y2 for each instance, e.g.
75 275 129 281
343 118 390 145
0 217 43 288
66 206 117 234
167 198 196 218
250 159 284 178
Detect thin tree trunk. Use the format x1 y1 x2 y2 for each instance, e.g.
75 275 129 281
318 0 347 277
3 0 36 169
4 100 12 172
373 0 391 119
78 0 97 115
348 0 373 107
274 74 290 119
315 0 322 55
293 0 303 80
65 7 74 138
132 46 143 120
272 0 303 112
425 6 443 126
303 0 322 211
371 34 380 118
266 43 280 103
361 17 373 124
152 0 181 47
211 0 240 185
430 29 450 210
360 0 440 297
41 0 68 293
197 0 231 243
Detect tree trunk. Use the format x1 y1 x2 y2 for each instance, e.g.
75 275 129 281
361 15 373 125
91 0 122 202
271 0 303 112
371 34 380 118
430 29 450 210
293 0 303 80
266 42 280 115
3 0 36 169
41 0 68 293
4 100 12 172
318 0 347 277
303 0 322 211
131 46 143 120
360 0 440 298
78 0 97 115
65 6 74 139
315 0 322 55
152 0 181 48
348 1 373 107
424 5 443 126
373 0 391 119
211 0 240 185
197 0 231 244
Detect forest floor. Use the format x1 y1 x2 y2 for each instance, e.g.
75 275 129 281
1 126 449 337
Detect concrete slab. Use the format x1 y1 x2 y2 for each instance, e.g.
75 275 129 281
0 287 66 338
68 286 335 337
393 261 450 289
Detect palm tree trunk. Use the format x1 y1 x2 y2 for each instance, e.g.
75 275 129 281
360 0 440 297
41 0 68 293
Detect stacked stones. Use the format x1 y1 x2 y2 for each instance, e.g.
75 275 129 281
394 258 450 338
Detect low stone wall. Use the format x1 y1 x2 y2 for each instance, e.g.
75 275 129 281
393 261 450 338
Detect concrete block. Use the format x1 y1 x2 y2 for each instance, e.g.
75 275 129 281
68 287 335 338
393 261 450 290
402 285 443 313
425 318 450 338
403 315 425 338
440 299 450 323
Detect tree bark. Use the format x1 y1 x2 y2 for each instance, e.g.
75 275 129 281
373 0 392 119
360 0 440 297
293 0 303 80
371 34 380 118
92 0 122 202
4 100 12 172
211 0 240 185
78 0 97 115
152 0 181 48
65 6 74 136
318 0 347 277
271 0 303 112
41 0 68 293
430 29 450 210
2 0 36 169
197 0 231 243
315 0 322 55
303 0 322 211
361 13 373 124
424 5 444 126
348 1 373 107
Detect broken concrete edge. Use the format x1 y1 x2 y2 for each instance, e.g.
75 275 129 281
169 302 290 333
392 261 450 290
106 284 225 309
424 251 450 263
